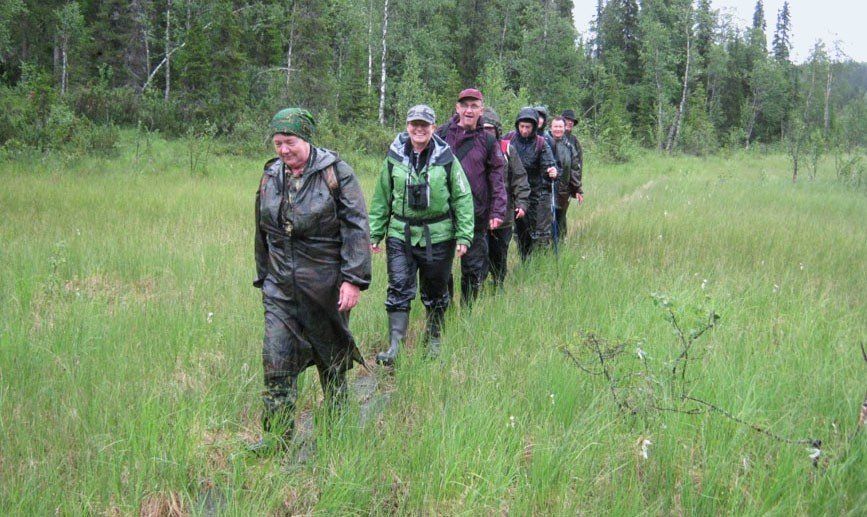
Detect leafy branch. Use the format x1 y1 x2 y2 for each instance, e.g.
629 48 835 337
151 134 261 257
561 293 831 465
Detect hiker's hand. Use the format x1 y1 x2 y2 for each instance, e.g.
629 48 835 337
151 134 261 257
515 208 525 219
574 193 584 204
489 218 502 230
547 167 557 179
338 282 360 312
370 243 382 254
456 244 468 257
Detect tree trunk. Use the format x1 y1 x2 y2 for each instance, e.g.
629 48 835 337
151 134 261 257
667 26 691 153
164 0 172 102
285 1 297 87
499 13 507 62
792 154 798 183
61 40 68 95
367 0 373 92
745 96 758 149
654 47 664 150
823 61 833 136
378 0 389 126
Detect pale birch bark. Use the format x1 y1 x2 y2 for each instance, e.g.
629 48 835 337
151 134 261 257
164 0 171 102
667 26 691 153
378 0 389 126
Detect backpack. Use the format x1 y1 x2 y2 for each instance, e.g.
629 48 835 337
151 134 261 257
437 122 497 162
505 131 545 154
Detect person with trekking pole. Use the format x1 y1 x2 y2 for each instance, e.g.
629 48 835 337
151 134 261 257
369 105 475 366
504 107 558 261
481 108 530 288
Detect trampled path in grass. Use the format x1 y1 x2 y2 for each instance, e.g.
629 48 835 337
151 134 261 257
1 142 865 514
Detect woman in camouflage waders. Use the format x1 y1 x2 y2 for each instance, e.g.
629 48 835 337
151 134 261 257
252 108 371 452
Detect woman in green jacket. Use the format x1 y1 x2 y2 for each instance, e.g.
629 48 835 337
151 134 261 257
368 105 475 365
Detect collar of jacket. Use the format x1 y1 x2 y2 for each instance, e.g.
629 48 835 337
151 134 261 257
264 147 340 178
387 132 455 167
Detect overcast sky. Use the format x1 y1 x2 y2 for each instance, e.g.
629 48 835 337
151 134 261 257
572 1 866 63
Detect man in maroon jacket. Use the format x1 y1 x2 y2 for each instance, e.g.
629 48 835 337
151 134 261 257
436 88 508 306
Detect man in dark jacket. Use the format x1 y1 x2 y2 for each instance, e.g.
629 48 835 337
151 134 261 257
436 88 507 305
481 108 530 288
505 107 558 260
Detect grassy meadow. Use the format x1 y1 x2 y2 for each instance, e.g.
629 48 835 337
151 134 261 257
1 133 865 514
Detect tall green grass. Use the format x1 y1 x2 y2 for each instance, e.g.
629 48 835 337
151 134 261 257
1 135 864 514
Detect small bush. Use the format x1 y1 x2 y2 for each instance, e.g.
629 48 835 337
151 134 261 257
69 119 120 157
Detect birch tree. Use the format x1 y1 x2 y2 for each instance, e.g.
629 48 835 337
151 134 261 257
377 0 389 125
56 2 86 96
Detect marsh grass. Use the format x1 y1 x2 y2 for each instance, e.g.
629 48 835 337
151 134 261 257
1 134 865 514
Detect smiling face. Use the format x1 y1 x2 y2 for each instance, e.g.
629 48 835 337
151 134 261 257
406 120 435 151
551 119 566 139
518 121 535 138
455 98 483 130
272 133 311 171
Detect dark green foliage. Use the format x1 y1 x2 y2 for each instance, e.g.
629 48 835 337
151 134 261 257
0 0 865 163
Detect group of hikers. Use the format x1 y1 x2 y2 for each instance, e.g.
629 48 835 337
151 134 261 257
252 89 584 451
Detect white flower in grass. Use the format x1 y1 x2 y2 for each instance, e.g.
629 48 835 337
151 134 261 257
773 284 780 294
508 415 516 428
75 228 81 236
701 279 708 290
664 210 669 217
636 347 647 360
799 262 805 271
638 437 652 460
581 255 587 260
207 312 214 324
549 393 555 405
658 234 663 240
741 456 750 472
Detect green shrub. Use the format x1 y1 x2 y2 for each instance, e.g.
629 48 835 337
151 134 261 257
138 91 185 136
68 119 120 157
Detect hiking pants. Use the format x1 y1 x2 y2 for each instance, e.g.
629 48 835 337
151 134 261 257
515 182 553 261
384 237 455 313
460 229 489 305
487 225 513 288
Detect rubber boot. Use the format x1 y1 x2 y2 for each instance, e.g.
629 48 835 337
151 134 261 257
248 376 297 455
319 366 348 411
425 306 445 359
375 311 409 366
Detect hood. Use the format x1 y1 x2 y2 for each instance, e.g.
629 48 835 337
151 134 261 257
514 107 540 136
535 105 549 131
309 146 340 172
387 132 454 167
264 147 338 177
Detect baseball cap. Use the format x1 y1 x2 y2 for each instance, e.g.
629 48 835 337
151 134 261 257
457 88 484 102
406 104 436 124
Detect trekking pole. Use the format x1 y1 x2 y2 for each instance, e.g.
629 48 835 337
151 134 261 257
550 180 559 255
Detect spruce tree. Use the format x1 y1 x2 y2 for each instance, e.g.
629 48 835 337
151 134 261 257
772 1 791 64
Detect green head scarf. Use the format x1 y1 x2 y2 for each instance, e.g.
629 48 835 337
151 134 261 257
269 108 316 142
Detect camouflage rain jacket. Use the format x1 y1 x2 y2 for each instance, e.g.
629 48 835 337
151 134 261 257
254 147 371 371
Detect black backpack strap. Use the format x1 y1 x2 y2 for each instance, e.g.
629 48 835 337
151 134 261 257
454 138 476 161
387 160 394 192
